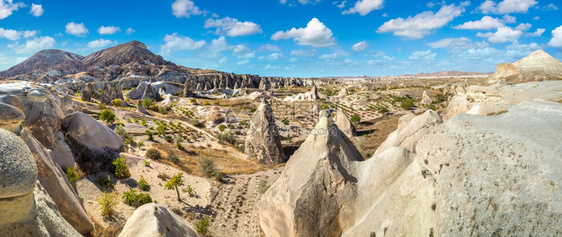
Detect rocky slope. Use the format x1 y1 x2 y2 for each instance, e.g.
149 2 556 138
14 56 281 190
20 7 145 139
0 49 84 80
491 49 562 83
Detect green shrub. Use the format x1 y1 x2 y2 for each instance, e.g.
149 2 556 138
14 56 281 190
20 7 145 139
216 132 235 145
202 101 210 106
212 170 223 182
184 185 196 197
197 157 214 176
146 148 162 159
432 93 446 104
96 175 114 190
122 188 152 207
190 98 197 104
143 160 151 167
401 98 414 110
112 156 130 179
100 109 115 123
137 141 144 148
98 103 106 110
165 173 184 202
66 167 81 189
138 176 150 191
258 179 270 194
169 153 180 165
112 99 123 107
282 118 290 125
190 119 204 128
196 217 211 236
350 114 361 125
98 192 118 217
142 98 153 108
218 124 226 132
145 130 154 140
156 124 167 136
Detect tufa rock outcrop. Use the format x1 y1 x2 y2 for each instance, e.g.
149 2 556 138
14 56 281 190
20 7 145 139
491 49 562 83
62 111 124 151
119 203 198 237
333 109 356 138
0 102 25 133
245 98 285 164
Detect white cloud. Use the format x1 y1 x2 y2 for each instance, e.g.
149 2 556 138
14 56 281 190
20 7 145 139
218 57 227 64
409 49 436 60
271 18 335 47
172 0 202 18
319 53 339 59
366 55 394 64
204 17 262 37
334 0 346 9
427 37 489 51
237 59 250 65
257 44 281 52
23 30 38 38
352 40 369 52
160 33 206 55
532 16 539 20
29 3 43 17
503 15 516 23
65 22 89 37
453 16 504 30
525 28 544 37
290 49 317 57
515 23 531 31
343 0 384 16
12 36 55 54
98 26 121 35
377 4 464 39
87 39 117 49
478 0 537 14
476 26 523 43
0 0 24 19
125 28 135 35
544 3 558 11
0 28 21 40
258 53 284 61
547 26 562 48
232 44 255 59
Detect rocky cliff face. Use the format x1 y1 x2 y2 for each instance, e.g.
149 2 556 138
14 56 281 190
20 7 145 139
491 50 562 83
245 99 285 164
0 49 84 79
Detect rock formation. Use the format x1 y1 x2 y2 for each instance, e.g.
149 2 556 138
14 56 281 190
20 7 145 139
119 203 198 237
421 90 432 104
137 100 149 114
0 102 25 133
245 98 285 164
0 94 25 111
491 49 562 83
62 112 124 151
333 109 356 138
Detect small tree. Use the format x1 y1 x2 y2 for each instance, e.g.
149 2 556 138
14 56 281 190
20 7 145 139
112 99 123 107
112 156 130 179
142 98 154 108
197 157 214 176
165 173 184 202
66 167 81 189
350 114 361 125
100 109 115 124
218 124 226 132
138 176 150 191
196 217 211 236
98 192 119 217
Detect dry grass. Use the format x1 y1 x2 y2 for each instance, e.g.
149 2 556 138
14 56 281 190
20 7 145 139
354 115 400 159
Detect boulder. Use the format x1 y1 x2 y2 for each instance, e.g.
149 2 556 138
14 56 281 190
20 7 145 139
21 129 94 234
245 98 285 164
0 128 37 199
421 90 432 105
0 94 25 112
490 49 562 83
81 83 97 102
119 203 198 237
62 112 124 151
0 102 25 133
259 110 363 236
338 87 348 97
51 131 76 168
22 95 65 149
333 109 356 138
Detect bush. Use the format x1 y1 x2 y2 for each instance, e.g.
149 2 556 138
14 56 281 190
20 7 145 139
202 101 210 106
169 153 180 165
433 93 446 104
190 119 204 128
142 98 154 108
401 98 414 110
66 167 81 189
145 130 154 140
114 124 127 137
218 124 226 132
112 156 130 179
190 98 197 104
98 192 118 217
350 114 361 125
146 148 162 160
216 132 235 145
156 124 167 136
98 103 106 110
258 179 270 194
184 185 196 197
212 170 223 182
96 175 114 190
138 176 150 191
137 141 144 148
282 118 290 125
112 99 123 107
100 109 115 124
143 160 151 167
197 157 214 176
122 188 152 207
196 217 211 236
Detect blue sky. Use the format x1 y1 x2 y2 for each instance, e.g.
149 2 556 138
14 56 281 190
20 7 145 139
0 0 561 77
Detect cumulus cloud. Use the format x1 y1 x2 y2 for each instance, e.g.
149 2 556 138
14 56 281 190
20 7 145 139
409 49 437 60
271 18 335 47
524 28 543 37
65 22 89 37
290 49 317 57
503 15 516 23
547 26 562 48
377 3 464 39
258 53 284 61
343 0 384 16
204 17 262 37
160 33 206 55
87 39 117 49
11 36 55 54
476 26 523 43
478 0 537 14
515 23 531 31
352 40 369 52
98 26 121 35
427 37 489 53
453 16 504 30
172 0 202 18
29 3 43 17
0 28 21 40
232 44 255 59
125 28 135 35
23 30 38 38
0 0 24 19
319 53 339 59
257 44 281 52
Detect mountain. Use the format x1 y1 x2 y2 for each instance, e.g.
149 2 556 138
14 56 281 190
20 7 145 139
492 49 562 83
81 41 171 69
414 70 490 78
0 49 84 79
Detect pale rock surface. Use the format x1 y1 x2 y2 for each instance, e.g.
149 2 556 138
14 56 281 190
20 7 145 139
374 110 442 156
283 85 321 102
119 203 198 237
0 94 25 112
245 98 285 164
0 102 25 133
421 90 432 105
333 109 356 138
51 131 76 168
491 49 562 83
62 111 124 151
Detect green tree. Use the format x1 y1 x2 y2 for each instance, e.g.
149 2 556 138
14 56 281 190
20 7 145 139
165 173 184 202
218 124 226 132
98 192 118 217
112 99 123 107
138 176 150 191
100 109 115 124
142 98 153 108
196 217 211 236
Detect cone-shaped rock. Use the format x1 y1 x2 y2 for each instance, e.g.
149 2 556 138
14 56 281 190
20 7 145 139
244 98 285 164
334 109 357 138
491 49 562 83
119 203 198 237
258 110 363 237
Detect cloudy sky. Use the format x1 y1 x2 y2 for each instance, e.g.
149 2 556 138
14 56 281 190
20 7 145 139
0 0 561 77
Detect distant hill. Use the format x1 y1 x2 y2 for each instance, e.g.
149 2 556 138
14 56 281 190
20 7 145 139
414 70 490 78
491 49 562 83
0 49 84 78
